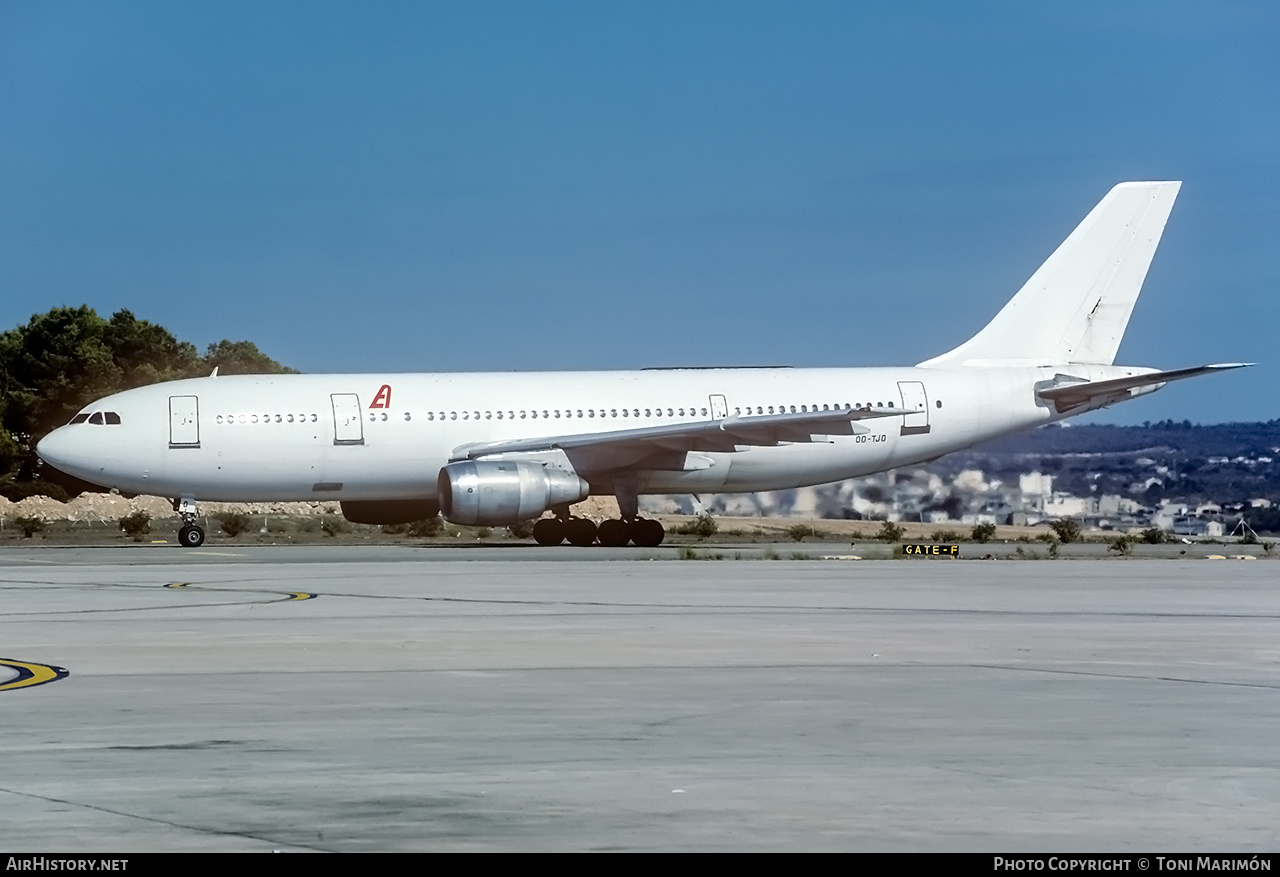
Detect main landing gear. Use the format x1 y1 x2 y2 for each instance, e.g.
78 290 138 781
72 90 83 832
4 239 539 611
173 497 205 548
531 514 665 547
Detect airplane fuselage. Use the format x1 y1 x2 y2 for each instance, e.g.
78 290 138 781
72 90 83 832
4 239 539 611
37 362 1142 503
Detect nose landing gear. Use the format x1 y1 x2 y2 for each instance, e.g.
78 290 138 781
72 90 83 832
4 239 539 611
173 497 205 548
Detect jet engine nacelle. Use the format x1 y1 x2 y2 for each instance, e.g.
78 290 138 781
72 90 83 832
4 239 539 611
438 460 590 526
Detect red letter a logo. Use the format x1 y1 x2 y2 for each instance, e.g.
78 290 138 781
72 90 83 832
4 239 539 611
370 384 392 409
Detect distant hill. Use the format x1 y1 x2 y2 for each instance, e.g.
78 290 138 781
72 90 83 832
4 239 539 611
928 420 1280 510
967 420 1280 458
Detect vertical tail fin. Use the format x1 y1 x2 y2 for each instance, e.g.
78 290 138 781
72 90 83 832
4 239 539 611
919 181 1181 368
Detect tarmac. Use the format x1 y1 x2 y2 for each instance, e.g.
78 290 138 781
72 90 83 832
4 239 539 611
1 545 1277 851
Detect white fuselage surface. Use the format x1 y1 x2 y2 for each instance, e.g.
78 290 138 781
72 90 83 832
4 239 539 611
38 363 1130 502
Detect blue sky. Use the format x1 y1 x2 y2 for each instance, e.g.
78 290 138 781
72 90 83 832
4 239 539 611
2 2 1276 424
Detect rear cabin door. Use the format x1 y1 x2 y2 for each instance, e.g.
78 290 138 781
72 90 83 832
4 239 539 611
896 381 931 436
331 394 364 445
169 395 200 448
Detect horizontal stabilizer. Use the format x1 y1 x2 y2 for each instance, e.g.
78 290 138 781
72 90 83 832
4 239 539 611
1036 363 1252 413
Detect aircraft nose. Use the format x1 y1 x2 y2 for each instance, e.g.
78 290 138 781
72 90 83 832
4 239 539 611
36 427 75 471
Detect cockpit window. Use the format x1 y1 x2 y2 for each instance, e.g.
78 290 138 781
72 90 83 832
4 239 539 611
76 411 121 425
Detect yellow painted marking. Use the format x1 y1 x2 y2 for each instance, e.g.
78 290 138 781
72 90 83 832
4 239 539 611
0 658 70 692
165 582 315 601
1207 555 1228 560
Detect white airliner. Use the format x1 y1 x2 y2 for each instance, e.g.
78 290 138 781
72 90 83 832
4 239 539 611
37 181 1247 547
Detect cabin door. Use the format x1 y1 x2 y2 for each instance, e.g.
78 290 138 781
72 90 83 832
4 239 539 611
896 381 931 436
709 394 728 420
169 395 200 448
331 394 365 445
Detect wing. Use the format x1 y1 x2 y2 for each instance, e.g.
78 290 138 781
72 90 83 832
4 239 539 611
1036 363 1251 413
451 406 907 471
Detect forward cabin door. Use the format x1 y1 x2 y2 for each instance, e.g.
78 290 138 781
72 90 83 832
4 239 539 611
168 395 200 448
709 394 728 420
331 394 365 445
896 381 931 436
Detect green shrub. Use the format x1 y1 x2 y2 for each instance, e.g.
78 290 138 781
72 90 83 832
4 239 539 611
1139 527 1167 544
507 519 537 539
971 522 997 543
1108 536 1132 555
217 512 250 537
12 515 45 537
674 514 718 538
787 524 814 542
407 516 444 537
930 529 962 542
1050 518 1082 543
119 511 151 540
876 521 904 542
320 517 346 537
